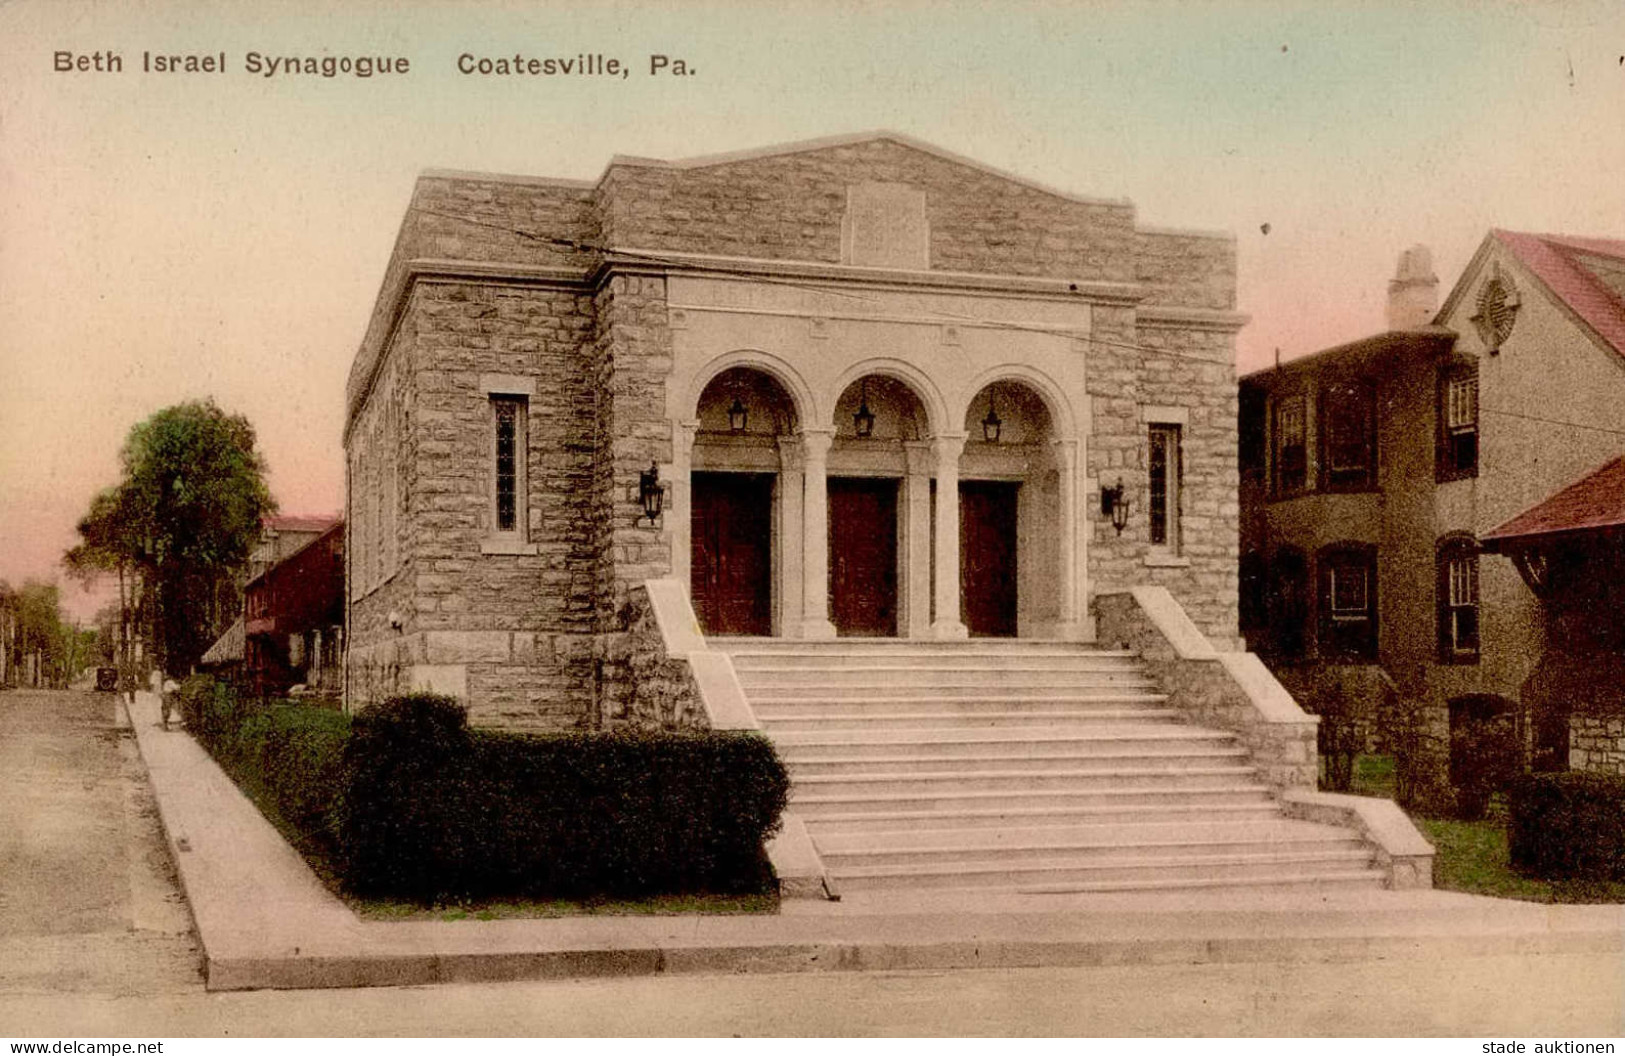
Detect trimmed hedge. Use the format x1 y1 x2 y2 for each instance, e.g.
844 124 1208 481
335 694 790 902
183 685 790 903
178 674 350 849
1508 771 1625 880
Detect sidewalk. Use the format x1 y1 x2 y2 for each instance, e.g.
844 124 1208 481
126 692 1625 992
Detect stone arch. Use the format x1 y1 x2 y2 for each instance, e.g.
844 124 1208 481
683 349 818 431
827 357 949 438
959 363 1077 440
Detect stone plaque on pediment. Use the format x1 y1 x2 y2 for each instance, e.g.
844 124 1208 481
840 182 929 269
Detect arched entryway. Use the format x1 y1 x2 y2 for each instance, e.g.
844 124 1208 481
689 366 798 636
960 380 1064 637
826 374 933 637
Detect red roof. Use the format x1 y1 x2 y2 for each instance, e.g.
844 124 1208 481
1482 456 1625 546
264 513 341 534
1492 230 1625 360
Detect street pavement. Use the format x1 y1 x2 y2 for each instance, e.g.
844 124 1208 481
1 686 1621 1037
0 688 199 996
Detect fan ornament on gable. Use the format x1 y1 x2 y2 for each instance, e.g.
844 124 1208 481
1470 264 1520 353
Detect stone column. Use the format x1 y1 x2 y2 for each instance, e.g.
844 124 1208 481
903 441 934 638
799 429 837 639
777 436 806 638
670 419 699 597
931 434 969 640
1052 438 1082 640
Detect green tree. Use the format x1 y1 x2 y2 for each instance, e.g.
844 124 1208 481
8 581 68 686
67 400 275 677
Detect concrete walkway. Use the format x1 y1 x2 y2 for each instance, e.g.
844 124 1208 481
126 693 1625 992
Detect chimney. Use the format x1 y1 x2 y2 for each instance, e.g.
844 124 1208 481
1387 244 1439 330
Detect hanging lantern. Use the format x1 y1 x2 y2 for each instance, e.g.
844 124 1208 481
727 396 749 433
982 393 1003 443
853 379 876 439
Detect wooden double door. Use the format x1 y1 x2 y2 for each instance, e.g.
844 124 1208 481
960 481 1019 638
829 478 899 637
691 472 774 636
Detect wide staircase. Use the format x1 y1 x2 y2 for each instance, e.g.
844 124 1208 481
718 639 1387 897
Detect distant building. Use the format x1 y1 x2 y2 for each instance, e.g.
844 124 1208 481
251 514 340 581
1241 232 1625 804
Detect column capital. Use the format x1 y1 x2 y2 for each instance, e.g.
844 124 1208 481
776 435 806 472
902 440 934 476
799 429 835 460
931 433 968 464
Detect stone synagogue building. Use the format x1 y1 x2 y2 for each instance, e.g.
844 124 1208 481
343 132 1244 723
342 133 1436 896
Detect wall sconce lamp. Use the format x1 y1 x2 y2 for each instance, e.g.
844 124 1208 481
1101 478 1130 535
853 379 876 439
637 461 665 526
981 394 1003 443
727 396 749 433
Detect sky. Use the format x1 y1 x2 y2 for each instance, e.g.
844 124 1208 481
2 0 1622 619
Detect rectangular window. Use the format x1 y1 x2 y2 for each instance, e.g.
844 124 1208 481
1318 547 1377 661
1439 548 1481 662
492 396 527 538
1319 381 1376 491
1329 565 1368 618
1148 424 1182 551
1273 396 1307 495
1438 371 1479 480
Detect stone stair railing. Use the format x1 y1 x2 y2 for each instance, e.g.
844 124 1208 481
621 580 833 898
1093 587 1433 889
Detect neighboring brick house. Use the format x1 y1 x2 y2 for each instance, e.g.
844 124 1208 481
200 516 345 698
343 132 1247 728
1241 233 1625 804
243 519 345 698
1482 455 1625 775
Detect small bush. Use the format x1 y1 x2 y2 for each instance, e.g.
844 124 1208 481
176 674 254 756
335 695 790 903
1508 771 1625 880
1449 718 1521 820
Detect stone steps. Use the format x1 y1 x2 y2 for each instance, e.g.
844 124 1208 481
742 681 1167 698
787 747 1250 775
760 708 1184 731
831 851 1380 893
719 639 1387 896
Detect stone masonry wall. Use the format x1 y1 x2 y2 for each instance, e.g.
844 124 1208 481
346 175 596 418
348 307 418 707
1086 303 1242 645
597 139 1145 290
605 585 708 730
592 274 679 720
349 279 601 729
1570 715 1625 775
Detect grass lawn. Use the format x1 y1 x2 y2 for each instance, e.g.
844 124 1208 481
1348 754 1625 905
